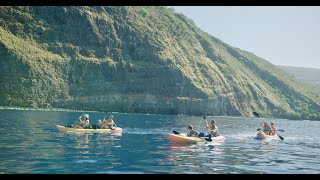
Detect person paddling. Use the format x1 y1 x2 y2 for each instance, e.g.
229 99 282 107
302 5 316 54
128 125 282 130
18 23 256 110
206 120 219 137
73 114 90 129
186 125 200 137
102 115 117 130
261 122 272 135
269 122 284 135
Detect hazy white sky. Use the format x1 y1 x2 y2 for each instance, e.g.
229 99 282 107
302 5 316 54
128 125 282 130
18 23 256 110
172 6 320 69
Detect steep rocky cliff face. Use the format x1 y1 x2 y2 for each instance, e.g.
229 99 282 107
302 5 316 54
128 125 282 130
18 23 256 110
0 6 319 119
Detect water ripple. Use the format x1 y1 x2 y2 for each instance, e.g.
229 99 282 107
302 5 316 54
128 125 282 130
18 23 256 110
0 109 319 174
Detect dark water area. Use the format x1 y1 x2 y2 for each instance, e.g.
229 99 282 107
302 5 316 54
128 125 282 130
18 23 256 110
0 109 319 174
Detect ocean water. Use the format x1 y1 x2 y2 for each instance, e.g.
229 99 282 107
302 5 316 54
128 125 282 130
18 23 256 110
0 109 319 174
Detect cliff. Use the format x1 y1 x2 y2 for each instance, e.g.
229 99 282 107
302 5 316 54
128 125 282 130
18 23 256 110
0 6 319 120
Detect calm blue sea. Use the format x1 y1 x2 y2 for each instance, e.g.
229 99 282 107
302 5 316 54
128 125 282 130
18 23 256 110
0 109 319 174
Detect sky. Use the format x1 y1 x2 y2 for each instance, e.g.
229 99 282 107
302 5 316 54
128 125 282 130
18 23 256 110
172 6 320 69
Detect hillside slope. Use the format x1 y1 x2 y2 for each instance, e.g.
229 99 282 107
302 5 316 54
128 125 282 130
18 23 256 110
278 65 320 89
0 6 319 120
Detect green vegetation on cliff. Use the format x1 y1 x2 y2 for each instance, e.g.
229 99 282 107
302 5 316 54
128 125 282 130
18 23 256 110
0 6 319 120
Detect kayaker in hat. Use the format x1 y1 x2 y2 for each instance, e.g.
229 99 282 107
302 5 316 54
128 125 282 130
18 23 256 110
74 113 90 129
82 114 91 128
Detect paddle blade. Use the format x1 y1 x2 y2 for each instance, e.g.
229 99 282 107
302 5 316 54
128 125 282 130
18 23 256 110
252 112 260 118
277 133 284 140
256 128 262 131
203 116 207 120
204 134 212 142
172 131 180 135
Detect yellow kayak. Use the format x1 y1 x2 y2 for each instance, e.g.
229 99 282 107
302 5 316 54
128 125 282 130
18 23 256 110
167 133 225 143
56 125 123 133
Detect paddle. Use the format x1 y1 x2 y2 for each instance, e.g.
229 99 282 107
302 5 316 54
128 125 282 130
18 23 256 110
79 113 84 120
172 130 180 135
257 128 284 132
203 116 210 130
253 112 284 140
205 137 212 142
172 130 212 142
252 111 260 118
202 116 214 142
275 132 285 140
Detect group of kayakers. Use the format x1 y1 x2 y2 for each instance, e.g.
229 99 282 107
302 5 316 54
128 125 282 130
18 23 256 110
67 113 281 140
69 114 117 130
260 121 281 135
186 119 219 138
186 119 281 139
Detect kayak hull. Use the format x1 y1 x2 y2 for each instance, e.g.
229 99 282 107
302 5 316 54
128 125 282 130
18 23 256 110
256 132 278 140
56 125 123 133
167 133 225 143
